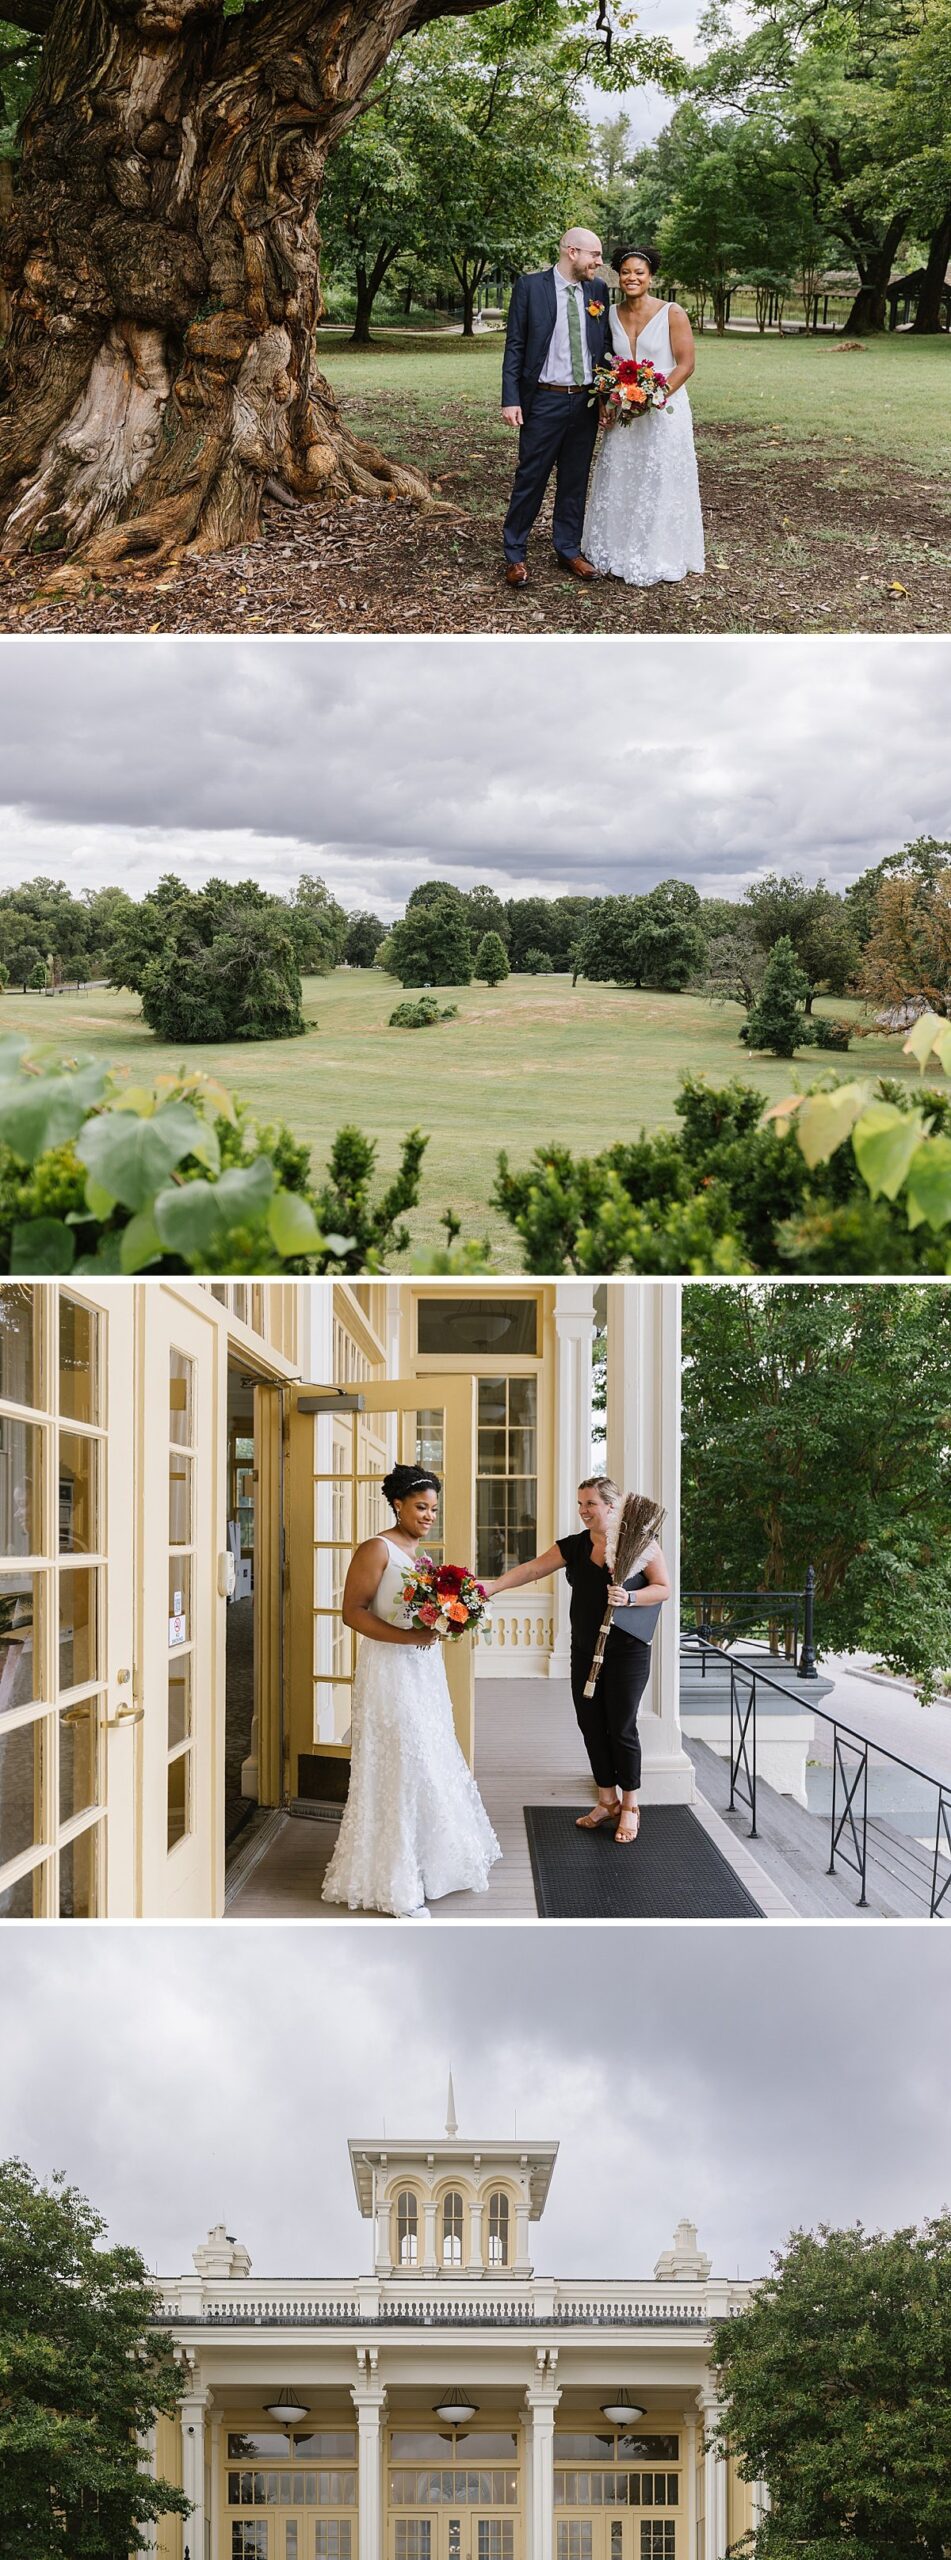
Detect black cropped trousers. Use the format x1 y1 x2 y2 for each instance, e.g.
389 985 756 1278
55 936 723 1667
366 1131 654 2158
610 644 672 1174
570 1641 651 1793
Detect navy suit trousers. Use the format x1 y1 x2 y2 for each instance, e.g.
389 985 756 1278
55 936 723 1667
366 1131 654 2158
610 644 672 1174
503 388 600 562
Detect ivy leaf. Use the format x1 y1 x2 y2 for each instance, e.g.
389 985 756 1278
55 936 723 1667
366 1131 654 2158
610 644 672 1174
852 1104 928 1201
266 1189 323 1259
119 1210 163 1273
795 1083 868 1171
153 1181 224 1260
903 1136 951 1234
0 1063 109 1165
77 1103 208 1212
83 1175 116 1224
903 1011 945 1071
211 1159 275 1226
9 1218 77 1275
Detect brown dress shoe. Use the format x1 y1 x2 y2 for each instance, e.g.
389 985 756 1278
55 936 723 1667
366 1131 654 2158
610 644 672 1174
505 560 529 586
555 552 596 580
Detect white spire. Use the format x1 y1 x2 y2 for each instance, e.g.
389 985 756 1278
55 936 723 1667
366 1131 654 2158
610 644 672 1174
446 2071 458 2137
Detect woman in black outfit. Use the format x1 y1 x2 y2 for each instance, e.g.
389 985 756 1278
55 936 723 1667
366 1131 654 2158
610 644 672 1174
483 1474 671 1844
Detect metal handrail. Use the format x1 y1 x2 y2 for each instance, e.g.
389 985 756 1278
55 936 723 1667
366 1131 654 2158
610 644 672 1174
689 1633 951 1917
681 1572 816 1679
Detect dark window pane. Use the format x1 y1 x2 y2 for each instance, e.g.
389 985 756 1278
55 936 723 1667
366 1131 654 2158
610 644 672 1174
59 1298 100 1425
0 1287 37 1409
58 1432 98 1555
58 1824 98 1918
0 1717 43 1865
58 1567 99 1690
418 1300 538 1357
0 1419 42 1555
0 1573 44 1715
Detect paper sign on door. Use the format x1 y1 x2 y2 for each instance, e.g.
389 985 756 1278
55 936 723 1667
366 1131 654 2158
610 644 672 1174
169 1592 187 1648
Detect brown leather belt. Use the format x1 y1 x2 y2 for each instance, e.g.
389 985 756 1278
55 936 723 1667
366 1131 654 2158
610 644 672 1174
539 382 589 394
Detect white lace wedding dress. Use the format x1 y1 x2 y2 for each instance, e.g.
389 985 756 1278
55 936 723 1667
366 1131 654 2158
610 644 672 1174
321 1538 501 1916
583 303 705 585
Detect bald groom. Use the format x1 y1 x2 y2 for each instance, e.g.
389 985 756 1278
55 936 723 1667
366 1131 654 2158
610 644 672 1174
500 227 610 588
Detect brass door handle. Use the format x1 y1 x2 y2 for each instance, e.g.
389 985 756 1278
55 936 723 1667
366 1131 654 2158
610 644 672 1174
107 1702 144 1728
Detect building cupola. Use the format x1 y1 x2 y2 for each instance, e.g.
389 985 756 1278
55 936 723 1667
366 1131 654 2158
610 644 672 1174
348 2080 557 2282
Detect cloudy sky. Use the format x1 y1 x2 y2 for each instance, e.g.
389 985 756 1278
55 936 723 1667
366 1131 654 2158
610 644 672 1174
2 1926 946 2280
0 639 945 921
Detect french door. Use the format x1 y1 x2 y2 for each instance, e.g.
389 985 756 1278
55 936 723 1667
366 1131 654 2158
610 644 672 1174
284 1374 477 1794
394 2519 515 2560
137 1287 224 1917
557 2521 677 2560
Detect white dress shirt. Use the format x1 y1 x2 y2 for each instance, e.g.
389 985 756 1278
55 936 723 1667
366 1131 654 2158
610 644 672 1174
538 266 593 385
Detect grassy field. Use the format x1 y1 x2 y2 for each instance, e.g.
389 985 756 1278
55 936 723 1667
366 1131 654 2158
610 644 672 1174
319 326 951 478
10 972 925 1263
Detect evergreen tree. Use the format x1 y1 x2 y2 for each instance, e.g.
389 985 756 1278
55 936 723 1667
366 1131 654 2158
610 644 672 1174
745 934 810 1056
474 931 509 986
386 896 474 987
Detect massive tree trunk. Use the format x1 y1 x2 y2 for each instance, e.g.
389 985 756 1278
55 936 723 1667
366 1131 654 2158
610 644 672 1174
0 0 498 571
841 213 909 335
913 206 951 335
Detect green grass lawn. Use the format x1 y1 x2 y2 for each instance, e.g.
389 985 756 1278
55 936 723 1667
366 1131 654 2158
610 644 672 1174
10 973 927 1263
318 327 951 479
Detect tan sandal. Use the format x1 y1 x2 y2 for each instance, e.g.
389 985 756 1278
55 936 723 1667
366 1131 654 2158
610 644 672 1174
576 1801 618 1830
615 1805 641 1845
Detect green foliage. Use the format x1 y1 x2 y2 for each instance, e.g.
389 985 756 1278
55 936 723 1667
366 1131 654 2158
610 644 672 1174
523 948 555 973
388 996 459 1026
809 1015 851 1051
0 1039 430 1275
0 2156 188 2558
26 962 46 992
711 2215 951 2555
492 1068 951 1275
745 936 811 1057
474 931 509 986
744 872 860 1003
345 910 387 966
574 884 706 993
386 894 474 988
506 894 592 970
105 878 306 1043
681 1283 951 1696
768 1009 951 1254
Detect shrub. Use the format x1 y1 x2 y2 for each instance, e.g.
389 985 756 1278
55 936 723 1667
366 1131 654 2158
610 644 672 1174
0 1038 431 1276
474 931 509 987
523 949 554 974
745 935 811 1057
810 1016 852 1052
388 998 459 1028
28 963 47 991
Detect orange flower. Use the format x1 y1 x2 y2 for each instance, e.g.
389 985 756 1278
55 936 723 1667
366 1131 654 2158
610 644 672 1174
447 1598 469 1623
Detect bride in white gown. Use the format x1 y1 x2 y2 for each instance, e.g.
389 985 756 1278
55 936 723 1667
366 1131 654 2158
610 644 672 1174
321 1463 501 1918
583 246 705 587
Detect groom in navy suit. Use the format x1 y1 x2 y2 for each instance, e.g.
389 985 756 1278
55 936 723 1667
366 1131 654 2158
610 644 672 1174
500 228 610 587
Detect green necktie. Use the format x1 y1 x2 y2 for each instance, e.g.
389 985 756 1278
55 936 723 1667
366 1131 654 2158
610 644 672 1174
566 285 586 385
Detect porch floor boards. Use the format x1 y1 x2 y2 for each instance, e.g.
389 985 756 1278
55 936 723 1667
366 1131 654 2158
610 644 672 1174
225 1680 790 1922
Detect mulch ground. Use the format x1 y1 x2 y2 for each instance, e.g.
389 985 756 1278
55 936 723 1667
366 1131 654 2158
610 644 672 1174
2 409 949 634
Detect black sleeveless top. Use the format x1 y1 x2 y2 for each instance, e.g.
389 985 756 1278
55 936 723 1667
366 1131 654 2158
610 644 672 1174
557 1532 651 1659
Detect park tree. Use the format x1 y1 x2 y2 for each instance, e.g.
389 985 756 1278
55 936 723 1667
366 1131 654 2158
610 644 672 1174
710 2213 951 2556
847 836 951 954
474 928 509 984
285 873 348 973
386 891 474 985
523 946 554 972
861 867 951 1019
140 896 307 1041
0 0 674 570
461 883 511 951
0 2155 189 2560
574 883 706 991
744 934 810 1055
345 909 386 966
745 873 860 1010
680 1283 951 1692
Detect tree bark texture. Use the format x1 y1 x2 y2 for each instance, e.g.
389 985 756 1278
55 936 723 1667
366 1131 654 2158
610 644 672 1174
0 0 497 568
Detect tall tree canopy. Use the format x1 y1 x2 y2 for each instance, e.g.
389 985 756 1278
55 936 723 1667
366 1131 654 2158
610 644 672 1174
0 2156 188 2560
0 0 673 568
680 1282 951 1695
711 2214 951 2560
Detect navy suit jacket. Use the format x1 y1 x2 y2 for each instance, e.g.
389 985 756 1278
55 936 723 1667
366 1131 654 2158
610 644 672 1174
501 269 611 417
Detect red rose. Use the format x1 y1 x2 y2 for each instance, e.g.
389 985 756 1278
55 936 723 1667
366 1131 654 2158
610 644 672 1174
435 1564 468 1594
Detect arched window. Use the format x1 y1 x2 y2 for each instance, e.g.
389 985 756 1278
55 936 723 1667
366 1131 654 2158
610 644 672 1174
397 2192 418 2266
442 2192 464 2266
487 2191 510 2267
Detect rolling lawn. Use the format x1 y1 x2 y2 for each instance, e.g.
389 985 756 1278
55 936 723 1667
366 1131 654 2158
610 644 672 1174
7 972 926 1263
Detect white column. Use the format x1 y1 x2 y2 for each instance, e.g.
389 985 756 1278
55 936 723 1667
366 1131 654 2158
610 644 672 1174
352 2369 387 2560
551 1286 596 1677
181 2387 210 2560
468 2198 484 2270
751 2477 770 2528
140 2424 159 2560
514 2199 531 2273
423 2197 438 2273
520 2408 535 2560
683 2412 698 2560
698 2391 727 2560
209 2414 221 2560
524 2360 561 2560
605 1279 693 1803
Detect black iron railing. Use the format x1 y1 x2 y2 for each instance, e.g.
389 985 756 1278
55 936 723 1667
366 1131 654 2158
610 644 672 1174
682 1572 817 1679
688 1634 951 1918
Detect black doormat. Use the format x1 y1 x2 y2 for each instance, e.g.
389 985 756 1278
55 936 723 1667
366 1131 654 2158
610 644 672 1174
523 1805 763 1919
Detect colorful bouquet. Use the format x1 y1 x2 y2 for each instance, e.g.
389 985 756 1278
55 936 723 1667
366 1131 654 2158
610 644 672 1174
590 355 669 420
400 1556 488 1641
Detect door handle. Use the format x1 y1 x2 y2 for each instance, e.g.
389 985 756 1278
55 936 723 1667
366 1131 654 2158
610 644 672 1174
107 1701 145 1728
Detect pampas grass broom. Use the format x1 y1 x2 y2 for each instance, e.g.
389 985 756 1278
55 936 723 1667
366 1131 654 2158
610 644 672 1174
583 1491 666 1700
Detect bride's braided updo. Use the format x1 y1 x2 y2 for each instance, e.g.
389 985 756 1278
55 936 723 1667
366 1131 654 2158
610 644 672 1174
381 1463 441 1512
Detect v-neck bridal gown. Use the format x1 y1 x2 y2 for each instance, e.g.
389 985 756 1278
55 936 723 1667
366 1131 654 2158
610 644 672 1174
321 1537 501 1916
583 304 705 586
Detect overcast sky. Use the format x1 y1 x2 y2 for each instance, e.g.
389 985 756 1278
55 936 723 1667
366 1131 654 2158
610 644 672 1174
2 1926 946 2281
0 639 945 922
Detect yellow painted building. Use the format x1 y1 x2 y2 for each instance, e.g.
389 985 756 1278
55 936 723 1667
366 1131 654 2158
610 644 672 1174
0 1279 688 1922
146 2103 764 2560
